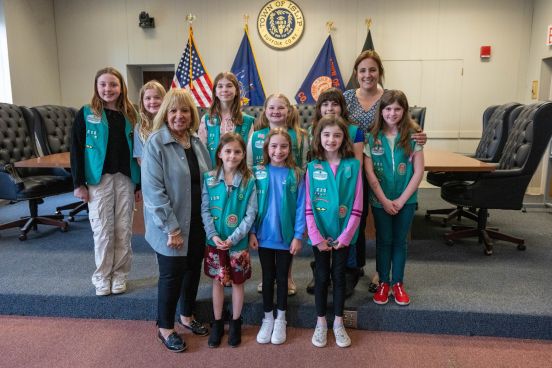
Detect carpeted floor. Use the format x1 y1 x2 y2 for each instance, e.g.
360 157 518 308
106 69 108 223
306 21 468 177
1 189 551 339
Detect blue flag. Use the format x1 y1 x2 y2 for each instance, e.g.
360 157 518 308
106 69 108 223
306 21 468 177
295 36 344 104
231 28 266 106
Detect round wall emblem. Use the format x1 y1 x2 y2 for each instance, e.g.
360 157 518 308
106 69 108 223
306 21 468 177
257 0 305 50
311 76 332 101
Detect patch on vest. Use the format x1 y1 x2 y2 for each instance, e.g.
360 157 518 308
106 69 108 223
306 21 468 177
339 205 348 218
206 117 217 127
226 214 239 227
398 163 407 175
312 170 328 181
86 115 101 124
371 145 384 156
255 139 265 149
315 207 327 212
206 176 217 187
255 170 267 180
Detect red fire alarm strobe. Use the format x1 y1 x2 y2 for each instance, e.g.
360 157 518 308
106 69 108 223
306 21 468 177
480 45 491 59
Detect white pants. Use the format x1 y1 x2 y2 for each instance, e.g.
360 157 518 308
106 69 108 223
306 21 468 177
88 173 135 287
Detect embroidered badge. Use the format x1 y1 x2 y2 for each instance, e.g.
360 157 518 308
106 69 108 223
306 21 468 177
86 115 101 125
338 205 348 218
398 163 407 175
312 169 328 181
255 170 268 180
226 214 239 227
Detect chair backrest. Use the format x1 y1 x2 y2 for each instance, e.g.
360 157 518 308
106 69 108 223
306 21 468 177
474 102 521 162
0 103 36 167
498 101 552 175
481 105 498 132
31 105 77 155
409 106 426 129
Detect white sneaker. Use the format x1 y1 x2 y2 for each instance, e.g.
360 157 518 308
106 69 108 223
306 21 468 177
333 325 351 348
271 319 287 344
95 284 111 296
257 282 263 293
111 280 127 295
311 325 327 347
256 318 274 344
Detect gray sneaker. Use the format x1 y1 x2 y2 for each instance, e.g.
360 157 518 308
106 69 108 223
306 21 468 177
333 325 351 348
311 325 327 347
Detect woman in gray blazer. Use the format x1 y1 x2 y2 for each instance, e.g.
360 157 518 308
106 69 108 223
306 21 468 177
141 88 212 352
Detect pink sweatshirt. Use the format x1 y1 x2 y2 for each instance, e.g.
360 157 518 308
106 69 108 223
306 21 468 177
305 160 363 246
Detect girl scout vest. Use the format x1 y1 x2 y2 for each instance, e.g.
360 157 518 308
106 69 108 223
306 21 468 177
307 158 360 245
205 113 254 165
203 171 255 251
83 105 140 186
367 131 418 207
253 165 298 244
250 127 303 167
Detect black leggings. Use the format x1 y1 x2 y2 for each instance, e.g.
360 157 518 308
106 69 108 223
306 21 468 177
258 247 293 312
313 246 349 317
156 240 205 329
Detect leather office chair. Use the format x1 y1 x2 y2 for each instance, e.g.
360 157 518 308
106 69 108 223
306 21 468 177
409 106 427 129
31 105 86 221
425 103 521 225
0 103 72 240
440 101 552 255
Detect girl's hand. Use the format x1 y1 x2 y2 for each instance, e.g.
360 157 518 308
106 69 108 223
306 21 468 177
412 131 427 145
334 241 349 250
74 186 89 203
248 233 258 250
167 231 184 249
382 199 398 215
134 190 142 203
316 240 331 252
391 199 405 212
290 238 302 255
212 236 227 250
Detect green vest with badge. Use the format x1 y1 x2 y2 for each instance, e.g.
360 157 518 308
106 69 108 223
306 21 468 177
205 113 254 165
253 164 298 244
366 131 417 208
83 105 140 186
307 158 360 245
250 127 302 167
203 170 255 251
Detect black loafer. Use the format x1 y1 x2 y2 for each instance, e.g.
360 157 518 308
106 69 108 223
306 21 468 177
158 331 186 352
179 318 209 336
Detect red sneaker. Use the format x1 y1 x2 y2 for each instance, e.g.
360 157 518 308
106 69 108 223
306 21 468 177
373 282 390 305
392 283 410 306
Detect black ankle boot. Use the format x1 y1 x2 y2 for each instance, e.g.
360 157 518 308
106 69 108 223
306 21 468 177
208 319 224 348
306 261 316 294
228 317 242 347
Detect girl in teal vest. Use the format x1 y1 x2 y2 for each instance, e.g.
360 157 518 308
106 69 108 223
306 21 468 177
249 128 306 345
306 88 366 297
70 67 141 297
198 72 255 165
201 132 257 348
364 90 424 307
247 93 308 296
306 116 363 348
247 93 308 170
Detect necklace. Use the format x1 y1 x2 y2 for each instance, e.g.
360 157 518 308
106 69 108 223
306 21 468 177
169 130 191 149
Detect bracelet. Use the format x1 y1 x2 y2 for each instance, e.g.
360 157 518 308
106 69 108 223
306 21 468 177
168 229 181 237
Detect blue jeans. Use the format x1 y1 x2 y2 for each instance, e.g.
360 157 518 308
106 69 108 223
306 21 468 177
372 203 416 284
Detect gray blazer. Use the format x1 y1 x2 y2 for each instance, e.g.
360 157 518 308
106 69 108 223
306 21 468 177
141 125 211 256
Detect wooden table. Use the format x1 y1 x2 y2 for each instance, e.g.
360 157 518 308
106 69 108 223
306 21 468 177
424 148 496 172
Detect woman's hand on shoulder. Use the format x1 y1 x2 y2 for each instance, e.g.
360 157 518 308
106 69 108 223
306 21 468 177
412 131 427 145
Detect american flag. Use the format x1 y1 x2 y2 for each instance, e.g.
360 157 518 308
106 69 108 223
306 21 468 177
171 26 213 107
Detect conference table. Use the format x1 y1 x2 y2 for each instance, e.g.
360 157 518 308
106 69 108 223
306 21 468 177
14 149 495 236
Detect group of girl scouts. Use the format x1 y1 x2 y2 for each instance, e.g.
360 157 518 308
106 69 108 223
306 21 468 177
71 49 424 353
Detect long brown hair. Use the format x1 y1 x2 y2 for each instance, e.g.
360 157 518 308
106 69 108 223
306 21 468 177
353 50 385 86
261 128 302 182
370 90 421 155
311 116 354 161
209 72 243 125
138 80 166 141
214 132 252 186
255 93 306 147
312 87 351 133
91 67 137 125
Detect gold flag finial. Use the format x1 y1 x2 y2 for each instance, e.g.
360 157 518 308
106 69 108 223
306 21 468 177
244 14 249 32
326 21 335 34
186 13 196 25
366 18 372 29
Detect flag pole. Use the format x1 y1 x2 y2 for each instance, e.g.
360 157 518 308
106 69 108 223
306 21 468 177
366 18 372 30
243 14 249 33
186 14 196 90
325 21 335 34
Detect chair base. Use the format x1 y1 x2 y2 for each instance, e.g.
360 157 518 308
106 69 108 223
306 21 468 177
444 208 525 255
0 214 68 241
425 205 479 226
55 201 88 221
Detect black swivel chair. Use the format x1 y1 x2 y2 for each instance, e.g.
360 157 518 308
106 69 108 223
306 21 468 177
409 106 427 129
440 101 552 255
425 103 521 225
30 105 87 221
0 103 71 240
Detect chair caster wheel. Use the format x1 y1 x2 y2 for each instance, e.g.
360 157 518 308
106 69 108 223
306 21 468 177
61 223 69 232
445 239 454 246
19 234 27 241
68 216 75 222
55 210 62 216
517 244 526 251
484 249 493 256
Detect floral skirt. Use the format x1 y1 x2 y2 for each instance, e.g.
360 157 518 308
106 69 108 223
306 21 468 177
203 246 251 285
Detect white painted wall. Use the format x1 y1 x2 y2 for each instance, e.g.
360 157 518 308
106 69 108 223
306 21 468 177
4 0 61 106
